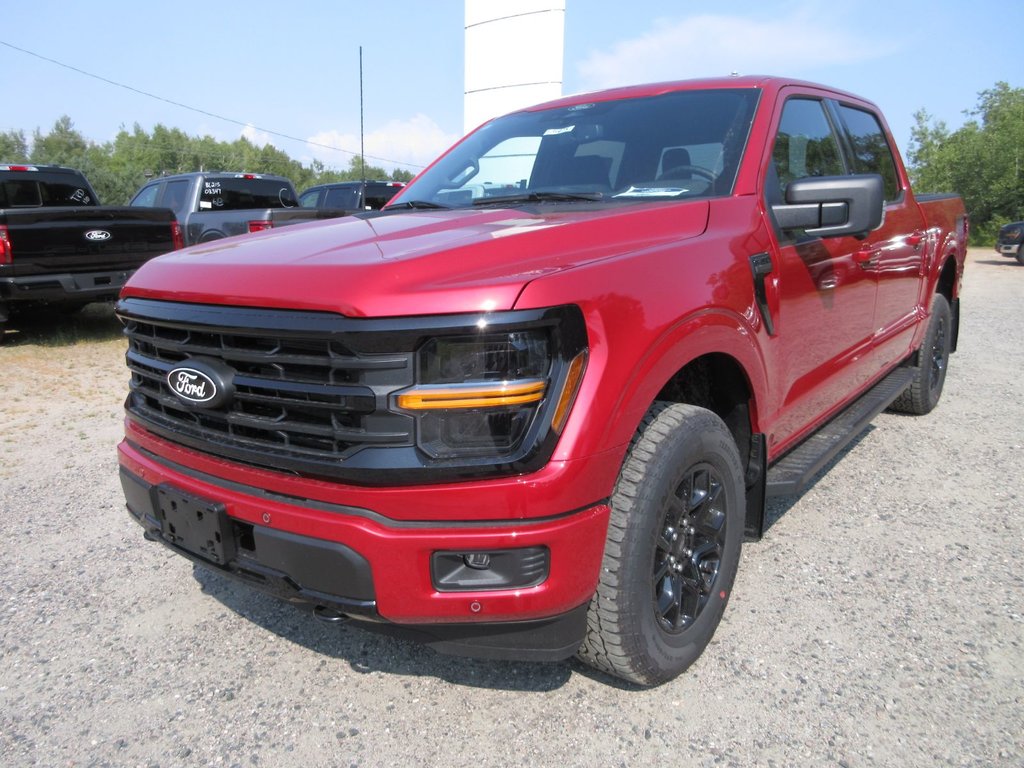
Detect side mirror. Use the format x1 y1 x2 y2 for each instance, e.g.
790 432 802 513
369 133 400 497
772 174 884 238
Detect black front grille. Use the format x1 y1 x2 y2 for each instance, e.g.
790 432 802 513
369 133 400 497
119 299 416 476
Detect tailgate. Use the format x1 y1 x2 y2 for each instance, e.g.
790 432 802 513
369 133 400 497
1 206 177 276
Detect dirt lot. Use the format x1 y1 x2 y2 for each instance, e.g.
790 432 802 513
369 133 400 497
1 248 1021 767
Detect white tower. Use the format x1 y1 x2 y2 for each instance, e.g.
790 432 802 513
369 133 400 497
464 0 566 134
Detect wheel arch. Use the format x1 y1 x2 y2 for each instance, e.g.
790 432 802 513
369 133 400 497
935 253 960 352
594 314 770 539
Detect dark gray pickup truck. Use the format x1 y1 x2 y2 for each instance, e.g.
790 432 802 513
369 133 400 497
0 163 182 337
130 172 349 246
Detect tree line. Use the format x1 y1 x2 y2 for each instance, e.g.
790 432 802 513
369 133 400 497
3 83 1022 245
0 116 415 206
909 81 1023 245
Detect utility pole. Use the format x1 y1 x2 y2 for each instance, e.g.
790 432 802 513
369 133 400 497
359 46 366 192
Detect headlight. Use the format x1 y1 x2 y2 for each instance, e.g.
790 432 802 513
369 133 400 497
396 311 587 462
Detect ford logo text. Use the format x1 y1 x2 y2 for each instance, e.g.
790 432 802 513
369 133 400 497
84 230 112 241
168 368 217 403
166 359 235 409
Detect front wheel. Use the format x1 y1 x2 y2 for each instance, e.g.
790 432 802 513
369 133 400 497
890 293 952 415
577 403 744 686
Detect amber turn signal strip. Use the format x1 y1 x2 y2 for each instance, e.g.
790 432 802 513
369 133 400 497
397 379 547 410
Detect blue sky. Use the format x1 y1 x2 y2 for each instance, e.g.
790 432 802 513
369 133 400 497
1 1 1019 174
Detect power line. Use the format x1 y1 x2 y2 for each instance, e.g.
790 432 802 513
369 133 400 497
0 39 425 169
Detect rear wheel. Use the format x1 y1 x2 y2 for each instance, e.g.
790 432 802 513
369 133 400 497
890 293 951 415
577 402 744 686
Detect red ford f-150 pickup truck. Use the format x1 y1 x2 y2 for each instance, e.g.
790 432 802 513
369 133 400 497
116 76 967 686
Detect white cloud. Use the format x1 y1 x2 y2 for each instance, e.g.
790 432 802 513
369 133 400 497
306 114 461 174
575 9 896 91
240 124 273 149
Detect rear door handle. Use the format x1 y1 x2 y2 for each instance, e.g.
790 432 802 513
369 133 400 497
906 230 926 248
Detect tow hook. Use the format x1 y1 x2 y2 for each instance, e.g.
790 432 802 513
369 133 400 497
313 605 349 624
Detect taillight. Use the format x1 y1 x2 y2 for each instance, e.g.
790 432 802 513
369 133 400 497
0 225 11 265
248 220 273 234
170 221 184 250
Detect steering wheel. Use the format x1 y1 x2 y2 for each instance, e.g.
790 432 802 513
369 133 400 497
659 164 717 183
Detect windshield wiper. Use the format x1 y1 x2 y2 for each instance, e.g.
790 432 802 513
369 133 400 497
385 199 451 210
472 191 605 207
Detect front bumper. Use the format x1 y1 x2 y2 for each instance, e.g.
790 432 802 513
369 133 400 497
118 438 610 661
996 242 1021 256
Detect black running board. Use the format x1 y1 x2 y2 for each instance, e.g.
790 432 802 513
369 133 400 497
765 367 915 498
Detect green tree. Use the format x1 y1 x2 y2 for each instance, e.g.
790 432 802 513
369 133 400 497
12 116 417 205
909 82 1024 243
0 129 29 162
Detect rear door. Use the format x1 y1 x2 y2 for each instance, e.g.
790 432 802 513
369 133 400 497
832 102 928 367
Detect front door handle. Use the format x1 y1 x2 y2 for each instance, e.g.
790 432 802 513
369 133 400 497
855 244 880 270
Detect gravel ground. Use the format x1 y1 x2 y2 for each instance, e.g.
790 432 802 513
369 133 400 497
1 248 1021 768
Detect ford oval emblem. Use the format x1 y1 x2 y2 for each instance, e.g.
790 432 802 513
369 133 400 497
166 358 235 409
84 229 112 241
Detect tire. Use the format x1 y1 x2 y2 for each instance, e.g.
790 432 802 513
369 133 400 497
577 402 744 686
890 293 952 415
1016 250 1024 266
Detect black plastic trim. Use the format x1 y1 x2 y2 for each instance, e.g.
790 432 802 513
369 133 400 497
748 252 775 336
348 602 590 662
122 468 377 614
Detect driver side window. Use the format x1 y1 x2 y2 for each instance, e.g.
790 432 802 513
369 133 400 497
770 98 845 200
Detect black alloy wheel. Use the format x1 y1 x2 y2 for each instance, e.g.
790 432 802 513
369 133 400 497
652 464 727 632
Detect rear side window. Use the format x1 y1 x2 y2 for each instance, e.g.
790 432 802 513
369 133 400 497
364 184 403 209
198 177 298 211
837 105 901 202
161 180 190 212
323 186 361 209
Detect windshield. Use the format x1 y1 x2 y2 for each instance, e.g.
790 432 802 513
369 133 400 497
396 88 759 209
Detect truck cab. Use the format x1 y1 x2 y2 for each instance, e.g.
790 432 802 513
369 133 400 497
299 180 406 211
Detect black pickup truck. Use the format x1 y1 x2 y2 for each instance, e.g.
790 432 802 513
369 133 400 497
298 180 406 211
130 172 349 246
0 164 182 336
995 221 1024 265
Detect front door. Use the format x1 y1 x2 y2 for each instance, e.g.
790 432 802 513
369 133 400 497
761 94 879 456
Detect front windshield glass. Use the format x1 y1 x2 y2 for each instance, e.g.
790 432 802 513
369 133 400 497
397 88 759 209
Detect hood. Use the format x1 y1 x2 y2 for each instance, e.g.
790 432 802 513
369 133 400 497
123 202 710 317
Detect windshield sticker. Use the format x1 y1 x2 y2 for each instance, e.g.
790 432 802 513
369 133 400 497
199 200 213 209
543 126 575 136
614 186 690 198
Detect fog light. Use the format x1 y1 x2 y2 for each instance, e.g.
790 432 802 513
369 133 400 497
464 552 491 570
431 547 549 592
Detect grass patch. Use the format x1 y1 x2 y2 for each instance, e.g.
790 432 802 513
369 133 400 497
1 302 124 347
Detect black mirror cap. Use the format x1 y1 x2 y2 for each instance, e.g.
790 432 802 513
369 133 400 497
772 173 884 239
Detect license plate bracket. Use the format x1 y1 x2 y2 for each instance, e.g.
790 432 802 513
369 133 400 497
156 485 234 566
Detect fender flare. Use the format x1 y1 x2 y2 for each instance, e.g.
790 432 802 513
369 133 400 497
596 307 770 454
